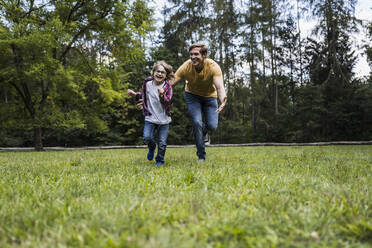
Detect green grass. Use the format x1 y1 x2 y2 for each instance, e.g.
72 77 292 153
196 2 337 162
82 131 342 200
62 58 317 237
0 146 371 247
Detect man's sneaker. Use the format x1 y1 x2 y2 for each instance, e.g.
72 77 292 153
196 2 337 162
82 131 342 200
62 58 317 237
204 133 210 145
156 161 164 167
147 149 155 161
198 158 205 163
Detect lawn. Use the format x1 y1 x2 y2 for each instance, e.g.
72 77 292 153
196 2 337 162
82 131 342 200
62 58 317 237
0 146 371 247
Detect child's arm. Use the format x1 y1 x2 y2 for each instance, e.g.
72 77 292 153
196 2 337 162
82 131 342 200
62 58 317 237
128 89 142 101
127 89 136 97
128 89 143 109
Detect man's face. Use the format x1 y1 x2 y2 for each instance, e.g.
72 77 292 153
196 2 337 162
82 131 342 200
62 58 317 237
189 47 206 68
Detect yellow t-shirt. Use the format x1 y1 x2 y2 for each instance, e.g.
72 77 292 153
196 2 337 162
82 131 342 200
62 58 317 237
175 58 222 98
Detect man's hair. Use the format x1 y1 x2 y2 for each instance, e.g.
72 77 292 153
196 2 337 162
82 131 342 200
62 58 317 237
151 60 175 81
189 42 208 56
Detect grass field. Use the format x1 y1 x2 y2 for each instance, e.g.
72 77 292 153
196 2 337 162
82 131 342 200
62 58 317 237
0 146 371 247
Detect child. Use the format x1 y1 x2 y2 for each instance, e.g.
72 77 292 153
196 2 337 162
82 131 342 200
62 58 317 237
127 61 174 166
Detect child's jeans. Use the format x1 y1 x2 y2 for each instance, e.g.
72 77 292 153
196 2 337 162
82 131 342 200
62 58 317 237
143 121 169 163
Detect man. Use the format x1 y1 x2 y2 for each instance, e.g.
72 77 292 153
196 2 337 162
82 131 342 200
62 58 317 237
172 42 227 162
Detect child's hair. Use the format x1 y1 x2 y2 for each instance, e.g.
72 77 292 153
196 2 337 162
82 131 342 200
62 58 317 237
151 61 175 81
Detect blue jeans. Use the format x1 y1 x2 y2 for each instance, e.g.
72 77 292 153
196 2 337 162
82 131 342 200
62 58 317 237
185 92 218 159
143 121 169 163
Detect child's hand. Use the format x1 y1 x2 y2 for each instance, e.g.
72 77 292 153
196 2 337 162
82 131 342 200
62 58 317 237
127 89 136 96
158 88 164 96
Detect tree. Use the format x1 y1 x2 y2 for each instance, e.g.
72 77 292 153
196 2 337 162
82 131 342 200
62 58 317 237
366 21 372 80
303 0 358 140
0 0 153 149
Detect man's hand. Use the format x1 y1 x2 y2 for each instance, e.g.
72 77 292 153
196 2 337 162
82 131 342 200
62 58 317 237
216 97 227 113
213 75 227 113
158 88 164 97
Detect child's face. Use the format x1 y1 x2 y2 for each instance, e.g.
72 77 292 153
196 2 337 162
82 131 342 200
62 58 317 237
153 65 167 83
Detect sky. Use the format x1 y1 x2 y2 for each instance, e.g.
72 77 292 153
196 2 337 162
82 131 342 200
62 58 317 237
351 0 371 77
299 0 372 77
150 0 372 77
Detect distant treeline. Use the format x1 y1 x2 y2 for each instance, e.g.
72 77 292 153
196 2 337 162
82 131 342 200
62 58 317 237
1 0 371 150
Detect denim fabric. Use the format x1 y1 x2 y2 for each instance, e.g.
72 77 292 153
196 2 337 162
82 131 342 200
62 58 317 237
143 121 169 163
185 92 218 159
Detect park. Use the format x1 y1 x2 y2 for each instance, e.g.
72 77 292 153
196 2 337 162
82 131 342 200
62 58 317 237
1 0 372 247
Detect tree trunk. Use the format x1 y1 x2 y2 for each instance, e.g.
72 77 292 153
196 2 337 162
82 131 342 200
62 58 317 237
34 127 43 151
270 1 278 115
2 86 8 103
251 105 256 136
249 0 257 138
296 0 303 86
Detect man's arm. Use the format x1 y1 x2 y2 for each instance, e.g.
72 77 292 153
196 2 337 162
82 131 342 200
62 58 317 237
171 69 183 86
213 76 227 113
170 74 182 86
171 61 187 86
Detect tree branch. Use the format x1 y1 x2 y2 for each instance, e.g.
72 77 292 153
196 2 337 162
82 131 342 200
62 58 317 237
66 0 85 24
59 6 112 62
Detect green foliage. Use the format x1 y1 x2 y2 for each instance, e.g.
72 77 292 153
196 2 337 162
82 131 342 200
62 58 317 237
366 21 372 80
0 0 154 148
1 0 372 147
0 146 371 247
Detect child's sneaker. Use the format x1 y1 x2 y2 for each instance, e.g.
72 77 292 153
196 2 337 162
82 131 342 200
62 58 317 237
156 161 164 167
147 149 155 161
